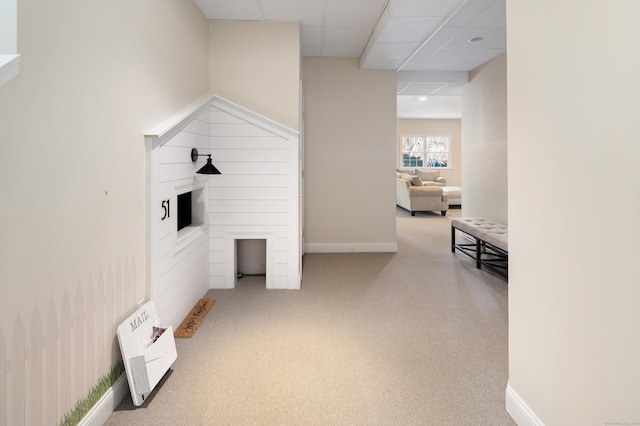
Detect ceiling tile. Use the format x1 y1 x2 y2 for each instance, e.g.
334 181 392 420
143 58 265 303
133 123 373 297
323 27 372 48
468 0 506 28
365 42 421 62
444 0 494 28
389 0 462 18
421 26 464 48
303 46 322 56
321 46 365 57
402 61 471 72
406 46 438 62
432 83 464 95
400 82 449 96
260 0 325 26
325 0 387 28
399 61 432 72
302 27 323 47
398 71 468 84
397 82 412 93
444 27 506 49
360 60 404 70
376 17 442 43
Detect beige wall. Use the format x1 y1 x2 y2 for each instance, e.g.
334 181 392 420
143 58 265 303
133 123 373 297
396 119 462 187
507 1 640 424
461 53 507 223
209 21 300 131
0 0 209 422
302 57 397 251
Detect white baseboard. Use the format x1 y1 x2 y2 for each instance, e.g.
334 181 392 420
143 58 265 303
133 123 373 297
305 242 398 253
79 374 129 426
505 382 544 426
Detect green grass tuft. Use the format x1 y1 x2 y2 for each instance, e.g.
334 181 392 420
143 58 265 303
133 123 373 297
59 361 125 426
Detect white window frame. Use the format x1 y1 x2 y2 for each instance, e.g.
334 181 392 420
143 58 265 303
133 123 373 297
0 0 20 88
400 134 452 170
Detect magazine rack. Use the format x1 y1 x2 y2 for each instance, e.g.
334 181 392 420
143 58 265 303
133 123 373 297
117 301 177 406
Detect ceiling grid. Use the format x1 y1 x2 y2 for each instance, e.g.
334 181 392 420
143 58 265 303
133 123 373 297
194 0 505 118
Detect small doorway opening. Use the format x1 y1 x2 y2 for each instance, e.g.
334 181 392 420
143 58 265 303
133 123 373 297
236 239 267 286
225 232 273 288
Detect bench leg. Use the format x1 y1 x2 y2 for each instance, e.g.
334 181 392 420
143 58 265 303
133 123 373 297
475 238 481 269
441 210 446 216
411 211 415 216
451 226 455 253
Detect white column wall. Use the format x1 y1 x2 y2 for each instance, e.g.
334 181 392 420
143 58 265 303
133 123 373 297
506 1 640 424
461 53 508 224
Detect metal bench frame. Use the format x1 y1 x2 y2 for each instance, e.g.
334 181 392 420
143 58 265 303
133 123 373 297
451 224 508 279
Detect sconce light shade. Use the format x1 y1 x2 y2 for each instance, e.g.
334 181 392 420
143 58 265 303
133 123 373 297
197 156 221 175
191 148 221 175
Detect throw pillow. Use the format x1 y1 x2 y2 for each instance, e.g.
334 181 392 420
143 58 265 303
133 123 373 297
408 175 423 186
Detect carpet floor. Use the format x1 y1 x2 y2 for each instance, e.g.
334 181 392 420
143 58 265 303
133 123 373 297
105 207 515 425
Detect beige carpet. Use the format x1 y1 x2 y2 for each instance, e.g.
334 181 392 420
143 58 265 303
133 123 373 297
106 208 515 425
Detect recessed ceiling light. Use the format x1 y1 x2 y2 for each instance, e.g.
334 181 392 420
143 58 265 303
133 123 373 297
469 36 484 43
418 96 427 101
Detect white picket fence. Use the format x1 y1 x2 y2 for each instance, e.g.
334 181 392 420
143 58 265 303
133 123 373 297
1 255 137 425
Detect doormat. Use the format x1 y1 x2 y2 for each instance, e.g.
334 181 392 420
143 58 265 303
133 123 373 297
174 298 215 338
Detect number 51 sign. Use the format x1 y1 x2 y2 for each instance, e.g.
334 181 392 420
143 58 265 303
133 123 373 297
161 199 170 221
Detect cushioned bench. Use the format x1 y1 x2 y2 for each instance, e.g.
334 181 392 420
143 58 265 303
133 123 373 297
451 218 508 279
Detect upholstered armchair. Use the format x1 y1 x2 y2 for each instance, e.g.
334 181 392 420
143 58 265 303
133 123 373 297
396 177 449 216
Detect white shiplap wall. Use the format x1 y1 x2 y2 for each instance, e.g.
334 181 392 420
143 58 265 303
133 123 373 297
208 97 300 290
145 95 301 328
145 95 214 329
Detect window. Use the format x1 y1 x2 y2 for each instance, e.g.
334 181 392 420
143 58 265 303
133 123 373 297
177 191 192 231
174 184 207 255
0 0 17 54
0 0 20 88
401 135 450 169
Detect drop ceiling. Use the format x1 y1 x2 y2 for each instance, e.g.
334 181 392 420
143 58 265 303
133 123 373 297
193 0 506 119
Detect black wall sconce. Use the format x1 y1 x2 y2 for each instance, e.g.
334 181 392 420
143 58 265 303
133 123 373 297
191 148 221 175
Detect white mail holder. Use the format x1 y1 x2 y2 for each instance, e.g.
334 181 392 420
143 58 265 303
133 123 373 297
117 300 177 406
